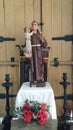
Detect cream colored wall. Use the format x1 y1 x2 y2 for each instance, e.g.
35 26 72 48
48 0 73 116
0 0 72 116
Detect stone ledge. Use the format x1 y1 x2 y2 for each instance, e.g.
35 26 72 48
11 119 58 130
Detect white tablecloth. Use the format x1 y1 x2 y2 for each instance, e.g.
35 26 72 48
15 82 57 119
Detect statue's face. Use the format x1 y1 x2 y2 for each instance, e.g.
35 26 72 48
32 22 39 31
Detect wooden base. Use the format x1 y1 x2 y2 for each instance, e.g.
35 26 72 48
30 81 46 87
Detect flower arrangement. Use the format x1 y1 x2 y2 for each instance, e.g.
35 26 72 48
14 99 50 125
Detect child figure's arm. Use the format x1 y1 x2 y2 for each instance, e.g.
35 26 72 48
30 31 34 36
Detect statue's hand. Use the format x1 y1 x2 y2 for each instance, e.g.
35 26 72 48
39 35 45 43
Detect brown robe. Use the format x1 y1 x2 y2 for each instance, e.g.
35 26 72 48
30 32 47 82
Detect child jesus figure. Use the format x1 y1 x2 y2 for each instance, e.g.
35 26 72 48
24 27 33 57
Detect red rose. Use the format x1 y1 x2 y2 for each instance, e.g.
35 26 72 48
24 115 32 123
23 110 32 117
41 109 46 113
42 111 49 121
23 110 33 123
23 110 28 117
37 111 42 118
37 110 48 124
41 103 46 110
38 117 45 125
23 103 31 109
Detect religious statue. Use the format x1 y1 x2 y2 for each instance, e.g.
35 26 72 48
29 20 48 87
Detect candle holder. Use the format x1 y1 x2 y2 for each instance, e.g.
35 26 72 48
2 74 13 130
60 73 70 120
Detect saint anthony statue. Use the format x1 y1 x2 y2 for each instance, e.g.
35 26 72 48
30 20 48 84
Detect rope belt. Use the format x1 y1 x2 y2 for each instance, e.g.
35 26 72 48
32 44 41 47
